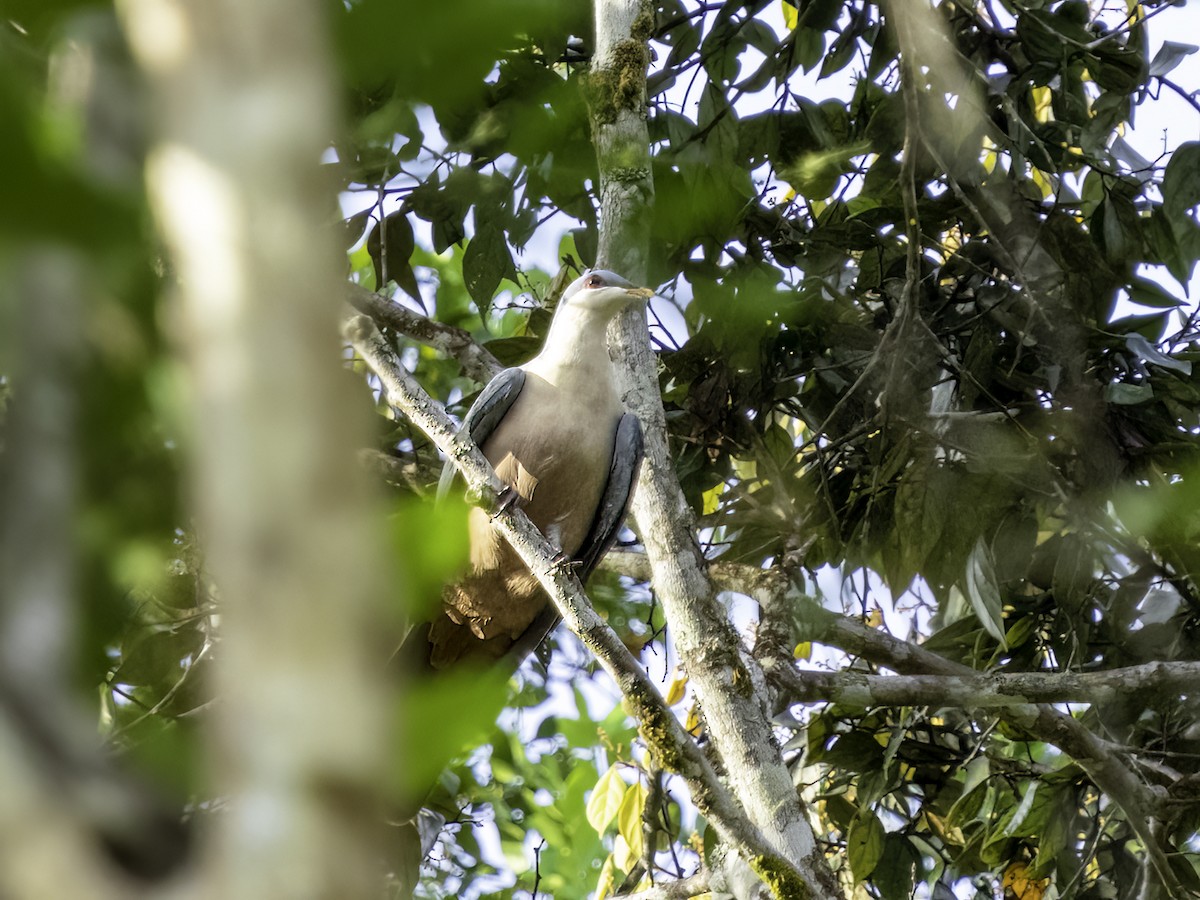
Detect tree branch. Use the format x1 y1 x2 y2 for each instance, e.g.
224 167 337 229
346 283 502 384
357 448 433 496
342 314 806 889
594 2 837 893
690 557 1180 895
771 661 1200 708
612 872 709 900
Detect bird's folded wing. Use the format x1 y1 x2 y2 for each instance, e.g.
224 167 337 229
436 367 526 499
576 412 644 578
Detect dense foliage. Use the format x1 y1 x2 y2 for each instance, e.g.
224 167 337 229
3 0 1200 898
331 1 1200 896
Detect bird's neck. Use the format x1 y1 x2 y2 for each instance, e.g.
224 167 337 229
523 305 618 395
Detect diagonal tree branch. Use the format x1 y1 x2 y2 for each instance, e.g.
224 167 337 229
342 314 812 894
346 283 502 384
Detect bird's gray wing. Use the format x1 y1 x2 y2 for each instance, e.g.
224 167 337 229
499 413 644 668
436 368 526 499
576 412 644 578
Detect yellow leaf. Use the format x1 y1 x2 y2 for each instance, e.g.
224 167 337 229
981 135 997 174
941 225 964 259
701 482 724 515
1031 167 1052 199
586 765 626 834
1003 861 1048 900
594 854 617 900
613 834 634 873
782 0 798 30
1030 85 1053 123
665 670 688 706
617 781 648 861
793 641 812 660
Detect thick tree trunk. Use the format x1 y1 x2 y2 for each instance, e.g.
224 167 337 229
590 2 839 896
119 2 394 897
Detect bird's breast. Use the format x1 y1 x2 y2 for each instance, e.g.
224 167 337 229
480 372 621 556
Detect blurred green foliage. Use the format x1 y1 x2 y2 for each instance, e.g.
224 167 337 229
0 7 182 701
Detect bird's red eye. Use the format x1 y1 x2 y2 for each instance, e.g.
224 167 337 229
587 275 603 288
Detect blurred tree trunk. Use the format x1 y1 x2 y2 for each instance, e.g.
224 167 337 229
0 251 127 899
118 1 395 897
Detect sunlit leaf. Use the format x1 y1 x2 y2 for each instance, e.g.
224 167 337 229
616 781 647 861
665 671 688 706
781 0 798 31
586 764 626 834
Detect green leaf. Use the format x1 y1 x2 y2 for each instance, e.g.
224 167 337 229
389 495 469 622
946 757 991 830
1149 41 1198 79
1164 142 1200 221
1125 332 1191 375
867 21 899 79
794 27 825 74
1016 10 1069 62
586 764 626 834
872 834 920 900
1006 781 1055 839
963 536 1007 647
1106 382 1153 405
616 781 647 861
1094 193 1141 267
821 731 884 770
366 211 418 300
1128 277 1184 309
847 809 886 882
819 26 858 80
462 225 512 309
393 665 509 804
783 141 870 200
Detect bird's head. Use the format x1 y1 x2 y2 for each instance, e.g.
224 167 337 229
561 269 654 316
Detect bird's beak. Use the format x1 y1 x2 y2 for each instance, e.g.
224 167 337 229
625 287 655 300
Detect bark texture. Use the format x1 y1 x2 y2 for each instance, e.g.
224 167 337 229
590 2 837 896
